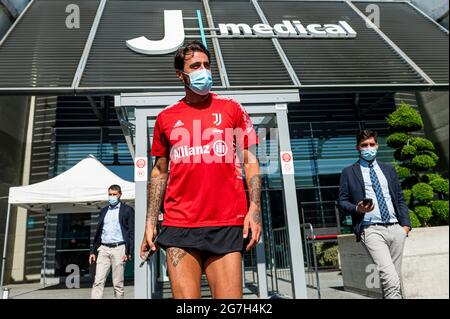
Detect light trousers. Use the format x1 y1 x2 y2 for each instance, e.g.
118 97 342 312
361 223 407 299
91 244 126 299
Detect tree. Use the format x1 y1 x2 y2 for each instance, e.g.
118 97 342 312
386 103 449 227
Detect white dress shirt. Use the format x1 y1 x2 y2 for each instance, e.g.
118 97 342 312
360 159 398 225
101 202 124 244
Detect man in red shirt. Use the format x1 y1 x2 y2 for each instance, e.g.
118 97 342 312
140 41 262 299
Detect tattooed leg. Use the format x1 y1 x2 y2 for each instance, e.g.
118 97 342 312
166 248 202 299
167 247 188 268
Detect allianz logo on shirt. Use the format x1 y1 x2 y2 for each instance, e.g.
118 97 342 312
172 140 228 161
126 10 357 55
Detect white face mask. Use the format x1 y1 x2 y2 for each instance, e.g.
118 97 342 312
360 148 378 161
108 195 119 206
182 68 213 95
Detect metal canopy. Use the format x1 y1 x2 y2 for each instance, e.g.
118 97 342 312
0 0 448 95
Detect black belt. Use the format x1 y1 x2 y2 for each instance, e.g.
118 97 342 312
101 242 126 248
368 222 399 227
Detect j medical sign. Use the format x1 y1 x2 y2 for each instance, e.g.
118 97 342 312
126 10 357 55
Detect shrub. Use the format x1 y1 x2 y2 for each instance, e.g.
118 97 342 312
427 151 439 163
387 133 410 148
424 173 441 183
432 200 449 223
411 137 435 152
415 206 433 223
412 183 434 202
386 103 448 227
409 210 422 228
412 154 437 171
400 144 417 159
395 165 411 180
316 242 339 268
386 103 424 132
322 245 339 268
429 178 449 196
403 189 412 205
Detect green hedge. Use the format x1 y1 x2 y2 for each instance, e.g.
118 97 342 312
386 103 424 132
409 210 422 228
429 178 449 196
401 144 417 159
403 189 412 205
412 183 434 202
428 151 440 163
415 206 433 223
425 173 442 183
412 154 437 171
395 165 411 180
387 132 410 148
411 137 435 152
432 200 449 223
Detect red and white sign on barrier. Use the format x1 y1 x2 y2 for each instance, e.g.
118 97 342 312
280 151 294 175
134 157 148 181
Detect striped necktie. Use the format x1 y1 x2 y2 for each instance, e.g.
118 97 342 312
369 163 391 223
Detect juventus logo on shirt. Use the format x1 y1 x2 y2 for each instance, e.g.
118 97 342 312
212 113 222 126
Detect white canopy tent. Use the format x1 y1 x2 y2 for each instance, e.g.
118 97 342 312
1 155 135 289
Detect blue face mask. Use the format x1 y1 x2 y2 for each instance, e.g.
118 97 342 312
360 148 378 161
108 196 120 206
184 69 213 96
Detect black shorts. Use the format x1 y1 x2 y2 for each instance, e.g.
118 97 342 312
155 225 248 264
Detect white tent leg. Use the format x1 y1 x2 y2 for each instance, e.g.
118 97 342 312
1 203 12 290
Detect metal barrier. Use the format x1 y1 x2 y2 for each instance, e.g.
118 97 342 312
272 227 292 284
300 223 321 299
270 224 321 298
242 224 322 299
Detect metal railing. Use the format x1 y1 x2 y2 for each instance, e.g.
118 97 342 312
270 224 321 299
300 223 321 299
272 227 292 284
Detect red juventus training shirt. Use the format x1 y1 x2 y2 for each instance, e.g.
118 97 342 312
151 93 259 228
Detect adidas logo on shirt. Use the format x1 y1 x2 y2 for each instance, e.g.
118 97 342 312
173 120 184 128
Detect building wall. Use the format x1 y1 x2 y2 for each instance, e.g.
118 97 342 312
415 91 449 177
0 96 30 284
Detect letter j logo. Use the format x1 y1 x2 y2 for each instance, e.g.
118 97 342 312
126 10 185 55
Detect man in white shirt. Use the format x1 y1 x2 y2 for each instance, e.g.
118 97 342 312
339 130 411 299
89 184 134 299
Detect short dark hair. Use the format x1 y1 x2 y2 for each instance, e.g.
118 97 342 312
108 184 122 193
174 41 210 71
356 130 378 145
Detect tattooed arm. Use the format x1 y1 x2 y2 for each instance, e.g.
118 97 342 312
140 156 169 259
242 148 262 252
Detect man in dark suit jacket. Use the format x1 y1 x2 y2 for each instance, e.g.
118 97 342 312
89 184 134 299
339 130 411 299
